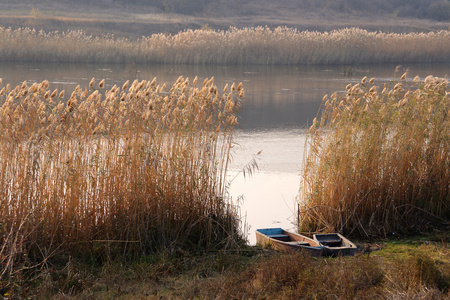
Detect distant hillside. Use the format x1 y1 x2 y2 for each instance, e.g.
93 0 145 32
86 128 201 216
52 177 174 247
0 0 448 37
6 0 447 21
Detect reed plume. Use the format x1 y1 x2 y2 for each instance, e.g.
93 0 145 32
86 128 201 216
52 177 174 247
0 27 448 65
0 76 244 279
299 74 449 237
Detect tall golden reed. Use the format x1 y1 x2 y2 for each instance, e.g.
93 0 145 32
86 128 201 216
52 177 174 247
0 76 244 278
0 26 449 64
299 73 449 237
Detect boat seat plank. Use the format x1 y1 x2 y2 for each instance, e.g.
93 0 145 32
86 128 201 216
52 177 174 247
315 235 342 247
285 241 310 246
320 238 342 246
269 234 290 241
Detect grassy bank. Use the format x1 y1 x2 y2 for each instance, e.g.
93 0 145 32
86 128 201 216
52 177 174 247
300 72 449 237
0 27 449 65
2 233 449 299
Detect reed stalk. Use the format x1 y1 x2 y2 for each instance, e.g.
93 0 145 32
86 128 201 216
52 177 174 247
0 27 449 65
300 73 449 237
0 76 244 279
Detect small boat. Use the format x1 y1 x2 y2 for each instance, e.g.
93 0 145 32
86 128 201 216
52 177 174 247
255 228 324 257
313 233 357 257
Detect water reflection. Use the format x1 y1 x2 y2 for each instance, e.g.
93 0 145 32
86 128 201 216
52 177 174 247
228 129 307 244
3 62 448 131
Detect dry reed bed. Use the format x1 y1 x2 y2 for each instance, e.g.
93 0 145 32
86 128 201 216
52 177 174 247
0 76 244 279
0 27 449 64
300 73 449 237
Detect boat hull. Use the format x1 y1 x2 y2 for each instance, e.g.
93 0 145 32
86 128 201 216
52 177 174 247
313 233 357 257
255 228 324 257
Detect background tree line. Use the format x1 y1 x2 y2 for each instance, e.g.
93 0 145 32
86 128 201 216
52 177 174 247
3 0 449 21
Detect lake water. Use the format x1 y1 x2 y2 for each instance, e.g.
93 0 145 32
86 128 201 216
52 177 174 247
1 62 449 244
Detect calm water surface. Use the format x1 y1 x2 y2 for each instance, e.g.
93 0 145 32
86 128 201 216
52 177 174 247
1 62 449 244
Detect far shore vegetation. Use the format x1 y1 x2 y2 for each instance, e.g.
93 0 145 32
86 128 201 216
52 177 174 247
1 0 449 37
0 26 450 65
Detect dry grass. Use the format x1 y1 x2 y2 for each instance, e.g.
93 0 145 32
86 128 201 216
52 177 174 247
0 75 245 281
300 72 449 237
0 27 449 64
15 239 449 299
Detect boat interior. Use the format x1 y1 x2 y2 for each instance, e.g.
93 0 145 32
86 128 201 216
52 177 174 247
258 228 312 246
315 234 343 247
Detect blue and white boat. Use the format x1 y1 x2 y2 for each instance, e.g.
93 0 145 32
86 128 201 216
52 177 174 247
255 228 324 257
